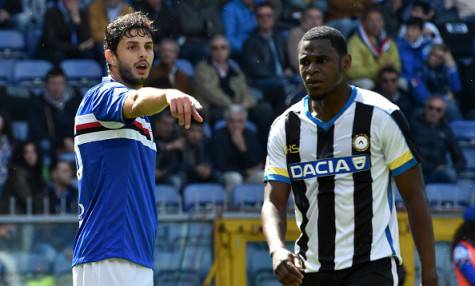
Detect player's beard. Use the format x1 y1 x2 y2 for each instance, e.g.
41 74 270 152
118 60 146 88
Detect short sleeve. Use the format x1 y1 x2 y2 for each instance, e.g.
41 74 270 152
264 118 290 184
381 110 420 176
91 83 135 124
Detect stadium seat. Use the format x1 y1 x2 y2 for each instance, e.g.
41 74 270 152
155 250 181 272
183 183 226 212
155 185 181 213
176 59 194 77
438 22 475 59
450 121 475 146
0 59 15 84
232 183 264 210
249 248 273 283
462 147 475 171
12 60 53 89
181 242 212 277
60 59 103 87
425 183 462 210
0 30 25 59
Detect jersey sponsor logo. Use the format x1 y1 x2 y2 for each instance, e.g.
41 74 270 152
353 133 370 152
289 155 371 180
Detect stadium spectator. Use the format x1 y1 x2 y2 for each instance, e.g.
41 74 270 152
241 2 293 113
375 0 404 39
212 105 263 197
287 6 324 72
0 0 46 31
374 66 414 119
221 0 257 55
154 110 185 190
286 0 327 13
133 0 178 43
398 0 443 44
88 0 134 45
445 0 475 26
193 35 273 143
144 39 191 93
175 0 224 64
38 0 95 63
411 96 466 183
0 113 13 196
45 160 77 214
414 44 463 121
347 6 401 89
325 0 373 38
28 68 82 155
397 17 433 102
0 141 46 214
452 206 475 286
182 122 222 184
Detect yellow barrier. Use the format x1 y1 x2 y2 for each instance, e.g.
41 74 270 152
208 213 463 286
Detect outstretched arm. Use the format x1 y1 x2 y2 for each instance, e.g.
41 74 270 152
395 165 437 286
262 181 303 286
123 87 203 128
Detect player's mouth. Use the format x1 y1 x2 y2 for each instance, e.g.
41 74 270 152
305 80 323 88
134 61 149 75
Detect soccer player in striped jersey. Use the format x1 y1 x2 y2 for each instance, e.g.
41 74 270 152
72 12 202 286
261 26 437 286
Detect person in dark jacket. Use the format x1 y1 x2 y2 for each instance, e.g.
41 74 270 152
411 95 466 183
38 0 95 63
133 0 178 43
212 105 263 198
28 68 82 154
241 1 295 113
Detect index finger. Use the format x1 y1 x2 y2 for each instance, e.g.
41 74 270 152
191 107 203 123
183 99 191 129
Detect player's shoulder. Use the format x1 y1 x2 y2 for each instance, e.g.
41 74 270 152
354 87 399 117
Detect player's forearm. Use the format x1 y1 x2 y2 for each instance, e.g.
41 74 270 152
405 192 438 284
125 87 168 118
261 201 287 254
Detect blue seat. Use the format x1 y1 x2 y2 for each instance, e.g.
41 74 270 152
426 183 462 210
458 179 475 206
183 183 226 212
450 121 475 145
176 59 194 77
13 60 52 86
155 250 180 271
0 59 15 84
155 185 181 213
249 248 273 282
462 147 475 171
232 183 264 210
0 30 25 58
60 59 102 87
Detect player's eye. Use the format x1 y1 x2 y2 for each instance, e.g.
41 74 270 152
127 46 136 50
300 58 309 66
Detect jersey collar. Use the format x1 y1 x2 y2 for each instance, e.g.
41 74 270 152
304 85 357 131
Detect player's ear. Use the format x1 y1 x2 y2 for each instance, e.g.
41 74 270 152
105 49 116 67
341 54 352 72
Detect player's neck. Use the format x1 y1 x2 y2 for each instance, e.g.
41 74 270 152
109 72 143 89
311 83 351 122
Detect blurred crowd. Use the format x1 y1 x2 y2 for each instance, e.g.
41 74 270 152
0 0 474 215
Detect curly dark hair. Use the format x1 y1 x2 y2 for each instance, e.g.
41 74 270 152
104 11 155 54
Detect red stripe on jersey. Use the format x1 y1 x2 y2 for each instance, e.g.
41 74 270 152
132 121 150 136
75 122 102 132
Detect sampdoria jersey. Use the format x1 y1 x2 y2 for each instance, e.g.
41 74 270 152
264 86 420 272
72 77 157 269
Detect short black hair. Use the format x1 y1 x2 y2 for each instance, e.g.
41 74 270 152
412 0 433 15
45 67 66 82
406 17 425 30
299 26 347 56
104 11 155 53
256 1 274 12
361 5 383 22
377 66 400 79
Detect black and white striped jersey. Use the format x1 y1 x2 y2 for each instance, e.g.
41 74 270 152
264 86 420 272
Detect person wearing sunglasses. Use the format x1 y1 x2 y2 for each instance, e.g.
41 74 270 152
374 66 414 119
410 95 466 183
